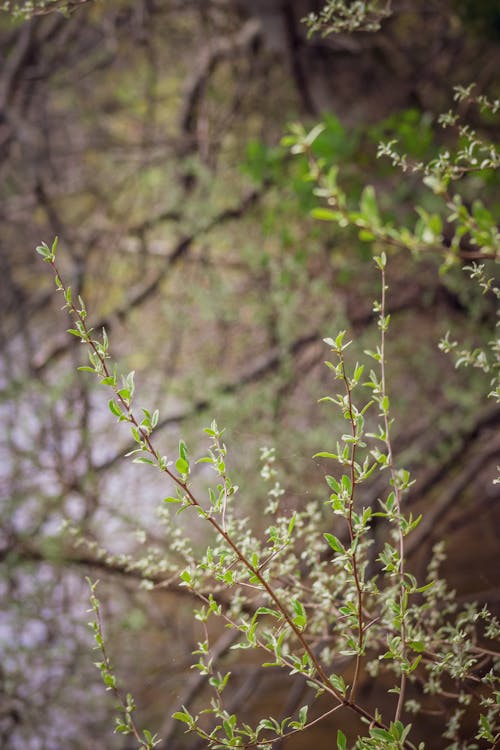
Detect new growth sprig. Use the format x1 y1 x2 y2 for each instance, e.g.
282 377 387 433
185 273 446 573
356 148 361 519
282 89 500 268
87 578 160 749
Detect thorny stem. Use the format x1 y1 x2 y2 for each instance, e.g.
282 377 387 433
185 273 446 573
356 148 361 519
379 265 407 722
48 257 417 749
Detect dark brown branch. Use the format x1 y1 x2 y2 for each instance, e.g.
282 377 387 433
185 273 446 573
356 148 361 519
281 0 317 114
406 403 500 507
179 19 261 137
406 435 500 558
0 21 36 111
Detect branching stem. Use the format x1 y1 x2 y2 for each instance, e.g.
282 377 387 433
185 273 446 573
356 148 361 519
46 254 417 750
338 352 365 701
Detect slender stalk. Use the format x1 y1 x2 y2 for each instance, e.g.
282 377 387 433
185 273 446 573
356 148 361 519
338 352 365 701
378 265 407 722
87 580 147 747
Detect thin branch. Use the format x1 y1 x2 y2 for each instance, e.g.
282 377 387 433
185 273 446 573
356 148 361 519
378 264 407 722
179 19 261 137
338 348 364 701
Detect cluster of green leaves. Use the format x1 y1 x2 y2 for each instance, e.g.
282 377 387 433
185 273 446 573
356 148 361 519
0 0 90 20
282 85 499 482
283 87 499 273
303 0 393 37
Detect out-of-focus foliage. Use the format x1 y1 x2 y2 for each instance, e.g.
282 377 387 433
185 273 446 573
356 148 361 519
303 0 393 36
0 0 91 19
453 0 500 40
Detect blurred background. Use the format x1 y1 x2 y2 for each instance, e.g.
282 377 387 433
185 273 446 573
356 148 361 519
0 1 499 748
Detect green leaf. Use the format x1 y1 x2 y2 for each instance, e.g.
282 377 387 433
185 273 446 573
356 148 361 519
257 718 278 733
172 711 192 725
330 672 347 695
337 729 347 750
36 243 50 259
360 185 380 226
335 331 346 348
353 363 364 381
176 457 189 475
36 238 57 262
416 581 434 593
179 439 188 461
255 607 281 619
108 400 122 417
326 475 340 492
298 705 308 726
359 229 375 241
103 673 116 688
324 533 345 554
311 207 339 221
304 122 326 146
132 456 155 465
369 727 393 741
407 654 422 673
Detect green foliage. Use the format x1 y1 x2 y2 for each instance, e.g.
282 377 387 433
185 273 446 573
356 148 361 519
303 0 393 36
283 86 499 275
368 109 435 162
0 0 91 19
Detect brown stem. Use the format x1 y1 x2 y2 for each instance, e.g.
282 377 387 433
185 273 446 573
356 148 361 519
379 266 407 722
338 353 364 701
